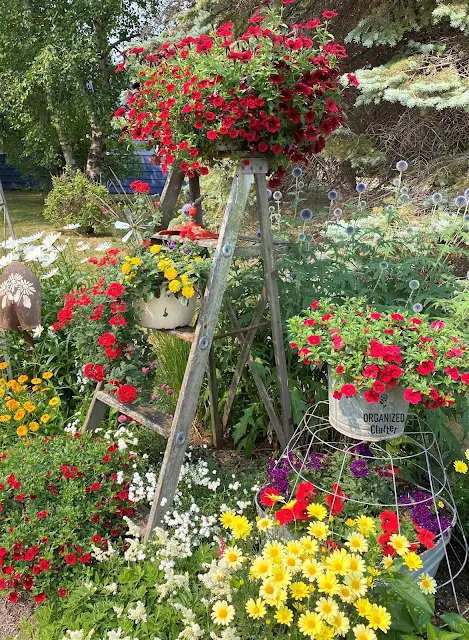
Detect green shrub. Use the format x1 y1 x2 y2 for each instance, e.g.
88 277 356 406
43 168 112 233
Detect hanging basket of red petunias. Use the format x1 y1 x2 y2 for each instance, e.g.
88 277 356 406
114 6 355 187
288 297 469 441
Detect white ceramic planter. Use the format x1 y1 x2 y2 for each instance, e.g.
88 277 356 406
328 368 409 441
135 288 196 330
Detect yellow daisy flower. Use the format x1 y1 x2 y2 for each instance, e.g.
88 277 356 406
230 514 251 540
345 532 368 554
353 623 377 640
454 460 468 474
331 612 350 637
5 399 19 411
403 552 423 571
354 598 372 617
0 362 8 369
418 572 437 595
0 414 11 422
316 571 339 596
14 409 26 421
344 572 367 598
274 606 293 626
250 557 271 580
324 548 350 575
306 503 327 520
40 414 51 423
366 604 391 633
49 397 60 407
389 533 410 556
219 510 236 528
315 597 339 623
302 558 322 583
300 536 319 555
246 598 266 620
222 546 245 569
263 541 284 564
347 554 366 574
259 581 278 604
308 521 329 541
149 244 162 254
29 421 40 432
31 378 42 385
17 375 28 383
211 601 235 626
289 581 311 600
355 516 376 537
269 566 291 590
298 611 323 638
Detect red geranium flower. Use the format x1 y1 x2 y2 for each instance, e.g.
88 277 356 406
379 510 399 533
260 487 280 507
117 384 137 403
98 333 116 347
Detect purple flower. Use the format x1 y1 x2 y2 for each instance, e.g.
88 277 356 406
307 452 324 472
351 443 373 458
350 459 369 478
183 247 191 254
266 458 290 495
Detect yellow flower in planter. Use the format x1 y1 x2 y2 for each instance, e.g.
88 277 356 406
418 573 437 595
121 262 132 275
354 598 372 618
0 389 4 399
250 557 270 580
306 503 327 521
14 409 26 421
23 401 36 413
345 532 368 554
230 514 251 539
454 460 468 474
331 612 350 637
300 536 318 555
180 273 190 284
16 425 28 437
43 372 53 379
315 596 339 622
168 279 182 293
302 558 321 582
388 534 410 556
403 552 422 571
355 516 376 537
49 397 60 407
149 244 162 254
308 520 329 541
130 257 142 266
182 284 195 299
164 267 177 281
29 421 40 432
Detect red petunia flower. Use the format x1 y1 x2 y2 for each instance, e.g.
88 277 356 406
379 510 399 533
307 335 321 345
260 487 280 507
364 389 380 403
340 383 356 398
98 333 116 347
296 481 316 503
404 388 422 405
417 528 435 550
276 507 294 525
417 360 435 376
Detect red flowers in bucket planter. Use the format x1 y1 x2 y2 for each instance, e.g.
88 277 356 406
288 297 469 408
115 6 355 186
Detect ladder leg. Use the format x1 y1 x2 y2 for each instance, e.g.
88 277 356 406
81 382 108 433
207 345 223 448
254 172 294 444
145 162 255 538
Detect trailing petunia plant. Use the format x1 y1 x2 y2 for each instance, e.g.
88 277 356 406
115 6 355 187
288 298 469 407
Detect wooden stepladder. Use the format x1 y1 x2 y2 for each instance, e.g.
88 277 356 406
83 158 294 539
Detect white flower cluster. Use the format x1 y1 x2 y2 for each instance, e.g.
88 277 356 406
198 559 234 602
127 601 147 624
173 603 203 640
210 628 240 640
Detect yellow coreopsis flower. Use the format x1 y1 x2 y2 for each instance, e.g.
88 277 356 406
403 552 423 571
308 521 329 541
168 279 182 293
16 425 28 437
245 598 266 620
222 546 245 569
353 623 377 640
355 516 376 537
211 601 235 626
42 372 53 379
149 244 162 254
31 378 42 385
274 606 293 626
182 284 195 299
316 571 339 596
366 604 391 633
250 557 271 580
164 267 178 281
315 596 339 623
354 598 372 618
389 533 410 556
256 517 274 531
219 510 236 528
289 581 311 600
49 397 60 407
418 572 437 595
40 414 51 423
5 399 19 411
23 401 36 413
29 421 40 432
230 514 251 540
263 541 284 564
298 610 323 638
345 532 368 554
306 503 328 520
454 460 468 474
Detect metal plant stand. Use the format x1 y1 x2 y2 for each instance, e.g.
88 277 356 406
83 158 294 539
268 401 468 615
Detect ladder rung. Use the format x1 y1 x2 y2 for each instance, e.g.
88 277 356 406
96 391 172 437
157 326 195 342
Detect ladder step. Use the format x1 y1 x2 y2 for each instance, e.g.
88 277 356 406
157 326 195 342
96 391 172 437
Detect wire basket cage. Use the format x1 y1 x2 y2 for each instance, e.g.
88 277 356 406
258 402 469 615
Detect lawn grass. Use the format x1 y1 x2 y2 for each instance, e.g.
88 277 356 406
2 191 52 238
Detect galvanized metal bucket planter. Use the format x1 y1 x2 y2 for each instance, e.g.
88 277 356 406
135 287 196 330
328 368 409 441
255 491 294 541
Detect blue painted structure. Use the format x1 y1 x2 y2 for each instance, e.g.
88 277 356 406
0 153 34 189
107 150 166 195
0 149 167 195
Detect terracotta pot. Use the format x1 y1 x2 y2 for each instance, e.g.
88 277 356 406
135 287 196 330
328 368 409 441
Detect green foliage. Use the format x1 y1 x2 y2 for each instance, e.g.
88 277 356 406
43 169 112 233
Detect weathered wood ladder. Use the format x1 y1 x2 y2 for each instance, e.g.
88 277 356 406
82 158 294 539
